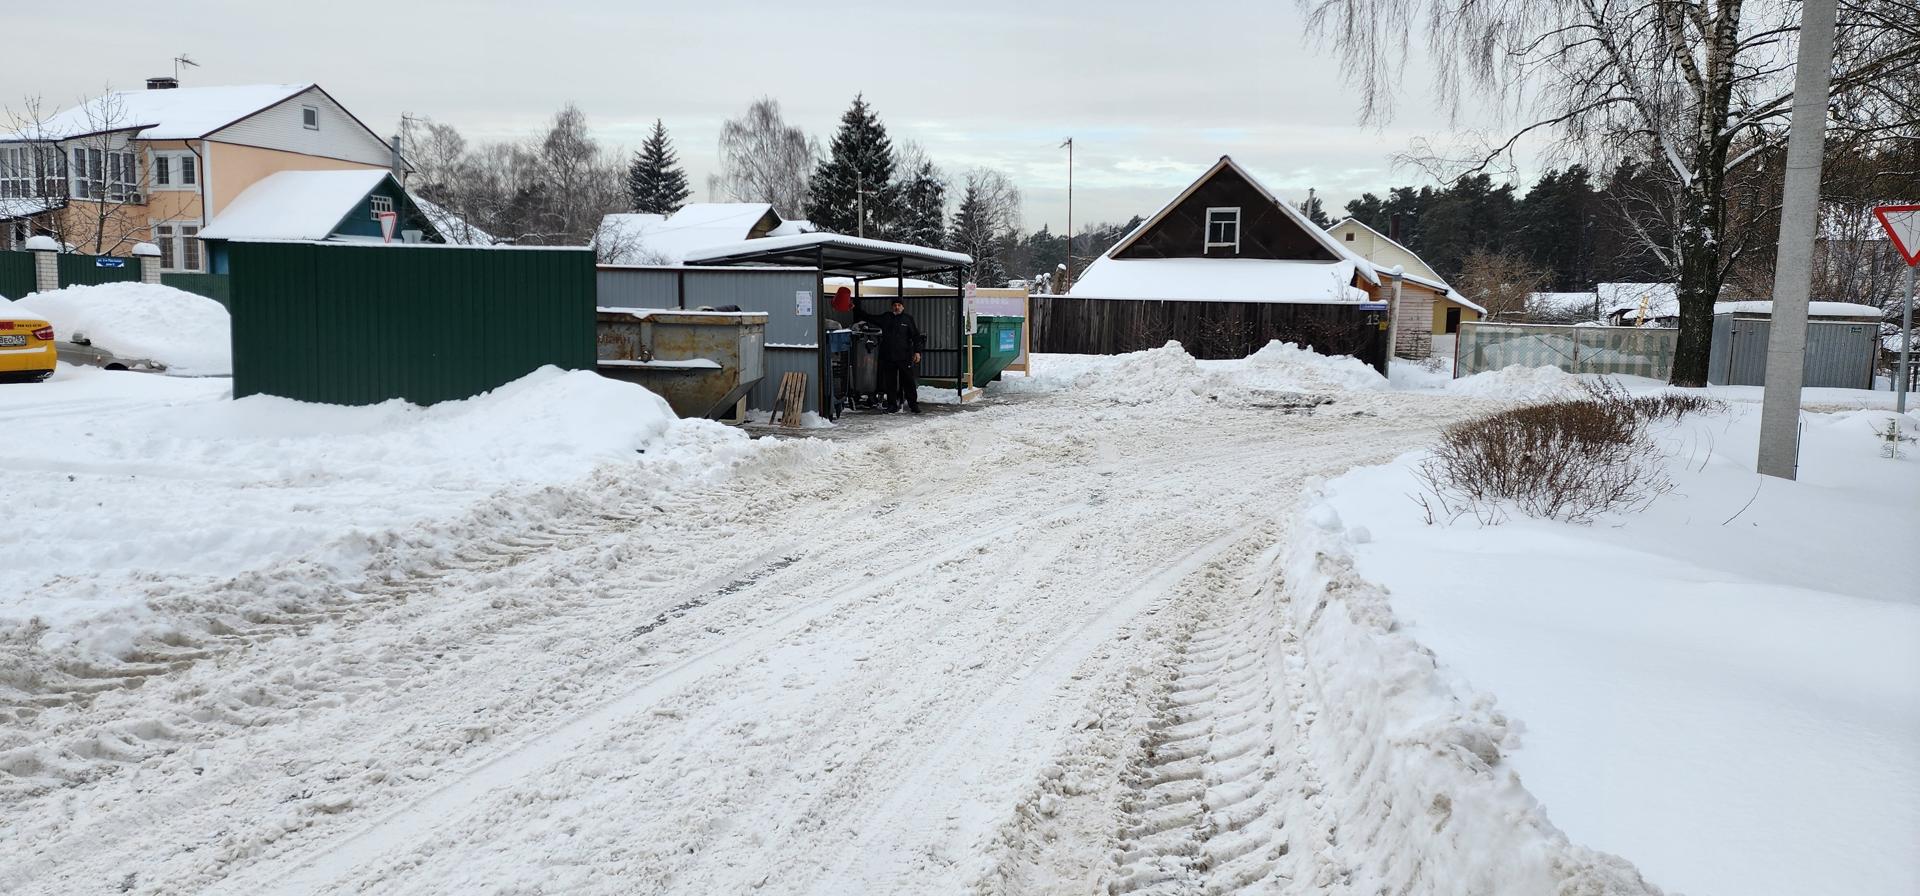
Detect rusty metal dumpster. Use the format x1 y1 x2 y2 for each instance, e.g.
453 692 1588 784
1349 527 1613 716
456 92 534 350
596 308 767 419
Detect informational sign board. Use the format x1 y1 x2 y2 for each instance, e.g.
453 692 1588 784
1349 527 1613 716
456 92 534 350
95 257 126 268
795 289 814 317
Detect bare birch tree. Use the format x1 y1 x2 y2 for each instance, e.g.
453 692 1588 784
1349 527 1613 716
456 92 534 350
1302 0 1920 385
715 97 815 218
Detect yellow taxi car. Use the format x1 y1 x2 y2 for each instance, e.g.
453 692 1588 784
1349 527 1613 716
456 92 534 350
0 308 57 382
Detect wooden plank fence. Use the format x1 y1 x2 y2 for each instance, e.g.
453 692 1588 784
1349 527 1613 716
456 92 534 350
1029 295 1389 369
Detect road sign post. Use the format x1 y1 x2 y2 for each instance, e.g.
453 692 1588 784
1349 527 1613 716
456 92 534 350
1873 204 1920 413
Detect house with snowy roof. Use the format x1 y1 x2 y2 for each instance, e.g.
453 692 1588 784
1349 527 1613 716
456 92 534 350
1325 216 1485 358
595 203 815 265
196 169 451 273
0 78 403 270
1057 155 1399 364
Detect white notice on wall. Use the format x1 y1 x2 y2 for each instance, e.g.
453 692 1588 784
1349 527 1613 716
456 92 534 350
796 290 814 316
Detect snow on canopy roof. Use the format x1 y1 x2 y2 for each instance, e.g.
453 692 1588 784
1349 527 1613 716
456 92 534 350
684 232 973 272
9 84 313 141
0 197 63 220
1103 156 1380 286
1067 256 1371 304
1717 300 1883 319
596 204 799 265
199 169 392 241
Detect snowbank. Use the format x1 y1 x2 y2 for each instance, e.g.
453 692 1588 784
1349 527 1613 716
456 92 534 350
1322 405 1920 896
0 367 760 668
1279 495 1661 895
15 282 231 376
1002 340 1389 404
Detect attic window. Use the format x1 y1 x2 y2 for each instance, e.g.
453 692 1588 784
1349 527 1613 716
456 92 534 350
1204 207 1241 253
1344 232 1354 241
369 195 394 218
302 106 319 130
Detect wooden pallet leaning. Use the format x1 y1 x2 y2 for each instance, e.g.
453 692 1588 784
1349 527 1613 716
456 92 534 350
774 371 807 428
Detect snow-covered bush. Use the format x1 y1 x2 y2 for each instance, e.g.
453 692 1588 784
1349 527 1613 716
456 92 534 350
1418 384 1668 524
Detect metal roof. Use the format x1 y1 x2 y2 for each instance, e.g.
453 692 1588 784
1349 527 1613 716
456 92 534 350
683 233 972 278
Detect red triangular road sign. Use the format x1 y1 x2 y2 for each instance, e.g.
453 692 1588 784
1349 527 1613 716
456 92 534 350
1876 204 1920 266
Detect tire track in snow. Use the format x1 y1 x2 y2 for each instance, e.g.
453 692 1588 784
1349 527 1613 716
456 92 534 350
246 496 1109 896
799 517 1275 896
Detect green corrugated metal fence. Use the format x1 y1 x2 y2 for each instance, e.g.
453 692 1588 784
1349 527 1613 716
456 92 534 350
161 272 231 307
55 253 140 287
229 241 595 405
0 252 30 299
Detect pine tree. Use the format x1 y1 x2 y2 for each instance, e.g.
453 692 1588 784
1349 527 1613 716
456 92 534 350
627 119 691 215
806 95 899 237
894 160 946 247
1298 188 1333 227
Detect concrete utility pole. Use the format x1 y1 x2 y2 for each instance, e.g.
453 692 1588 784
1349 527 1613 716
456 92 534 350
1061 137 1074 284
1756 0 1838 480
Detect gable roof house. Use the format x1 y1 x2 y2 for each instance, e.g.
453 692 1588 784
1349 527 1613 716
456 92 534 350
1326 216 1486 358
0 79 403 271
1056 155 1394 364
197 169 446 273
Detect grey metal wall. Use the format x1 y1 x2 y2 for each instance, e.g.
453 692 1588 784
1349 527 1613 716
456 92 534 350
595 268 680 309
756 347 823 414
1709 314 1877 388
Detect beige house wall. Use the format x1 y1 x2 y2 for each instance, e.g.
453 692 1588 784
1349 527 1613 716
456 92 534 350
1431 296 1483 333
1327 219 1447 284
205 141 386 215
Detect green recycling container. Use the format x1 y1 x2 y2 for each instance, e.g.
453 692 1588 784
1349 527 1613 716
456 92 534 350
969 315 1025 385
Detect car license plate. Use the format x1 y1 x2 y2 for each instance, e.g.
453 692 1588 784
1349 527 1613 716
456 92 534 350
0 335 26 347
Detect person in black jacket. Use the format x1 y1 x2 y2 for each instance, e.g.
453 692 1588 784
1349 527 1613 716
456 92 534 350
862 299 925 413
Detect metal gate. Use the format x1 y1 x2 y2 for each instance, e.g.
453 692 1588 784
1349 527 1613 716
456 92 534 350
1709 315 1877 388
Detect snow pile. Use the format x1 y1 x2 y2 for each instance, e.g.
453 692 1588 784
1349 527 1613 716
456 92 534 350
1323 405 1920 896
1277 496 1662 895
14 282 230 375
1200 339 1388 392
0 367 761 668
1444 363 1583 400
1004 340 1390 405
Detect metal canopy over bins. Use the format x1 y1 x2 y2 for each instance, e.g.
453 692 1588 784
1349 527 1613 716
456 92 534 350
684 233 973 419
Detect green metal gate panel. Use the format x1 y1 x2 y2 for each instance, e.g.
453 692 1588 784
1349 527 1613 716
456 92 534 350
160 272 231 307
56 253 140 287
229 241 595 405
0 252 31 298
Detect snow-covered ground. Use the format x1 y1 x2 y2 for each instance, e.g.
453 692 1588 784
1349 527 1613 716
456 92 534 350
1 340 1910 895
1321 387 1920 896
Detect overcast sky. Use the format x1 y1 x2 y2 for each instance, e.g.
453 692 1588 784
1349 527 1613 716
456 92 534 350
13 0 1534 232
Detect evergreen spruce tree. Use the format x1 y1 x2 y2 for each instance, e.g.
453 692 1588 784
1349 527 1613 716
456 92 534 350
627 119 691 215
1297 188 1333 227
894 160 946 248
806 95 899 237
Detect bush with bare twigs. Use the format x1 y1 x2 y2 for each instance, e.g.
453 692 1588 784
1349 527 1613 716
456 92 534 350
1416 380 1722 525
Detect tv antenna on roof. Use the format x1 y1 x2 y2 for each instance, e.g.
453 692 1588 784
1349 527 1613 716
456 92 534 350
173 54 200 81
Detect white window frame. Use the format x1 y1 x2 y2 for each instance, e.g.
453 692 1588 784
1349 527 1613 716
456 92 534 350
302 105 320 130
149 150 199 190
67 146 138 202
369 194 394 219
1204 206 1241 253
154 223 203 272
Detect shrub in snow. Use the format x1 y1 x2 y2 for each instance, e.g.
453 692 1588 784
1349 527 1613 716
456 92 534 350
1417 381 1690 524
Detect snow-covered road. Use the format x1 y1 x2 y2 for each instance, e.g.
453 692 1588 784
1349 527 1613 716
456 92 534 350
1 376 1502 895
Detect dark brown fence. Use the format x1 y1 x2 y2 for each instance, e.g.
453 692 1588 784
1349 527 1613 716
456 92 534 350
1030 295 1390 370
